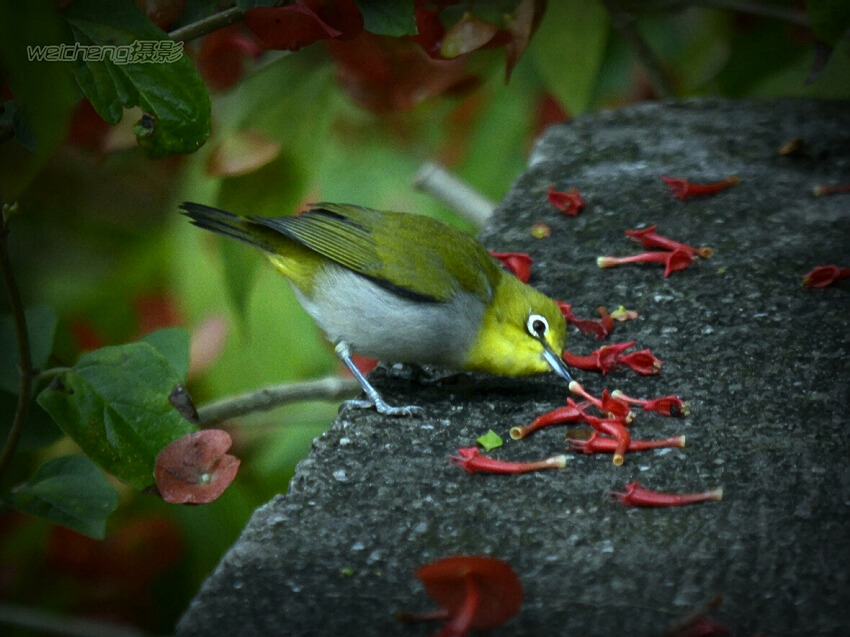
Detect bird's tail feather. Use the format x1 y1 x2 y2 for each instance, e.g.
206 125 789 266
180 202 277 253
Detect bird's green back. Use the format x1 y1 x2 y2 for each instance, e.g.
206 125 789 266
252 203 502 304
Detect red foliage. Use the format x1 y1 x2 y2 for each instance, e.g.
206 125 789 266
154 430 240 504
325 32 478 113
197 24 263 91
244 0 363 51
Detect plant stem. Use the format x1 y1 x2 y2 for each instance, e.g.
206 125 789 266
197 376 361 425
601 0 675 99
0 213 33 482
168 6 244 44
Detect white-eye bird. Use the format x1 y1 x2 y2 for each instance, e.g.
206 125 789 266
181 202 572 416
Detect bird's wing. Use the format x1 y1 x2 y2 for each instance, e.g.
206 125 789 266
250 203 498 304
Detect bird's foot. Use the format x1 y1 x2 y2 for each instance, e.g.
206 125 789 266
344 398 425 418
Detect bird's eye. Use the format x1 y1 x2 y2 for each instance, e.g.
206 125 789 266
526 314 549 338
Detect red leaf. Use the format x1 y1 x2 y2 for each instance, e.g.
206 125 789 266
155 430 240 504
411 7 445 58
326 32 477 113
244 0 363 51
197 24 263 91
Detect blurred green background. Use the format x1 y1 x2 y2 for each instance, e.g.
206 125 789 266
1 1 848 634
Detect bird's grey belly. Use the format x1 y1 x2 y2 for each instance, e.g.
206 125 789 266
292 265 485 368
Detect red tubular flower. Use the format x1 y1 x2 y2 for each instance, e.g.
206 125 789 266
561 341 638 375
582 416 631 465
568 381 633 423
450 447 567 475
661 175 739 200
568 432 685 456
597 249 695 277
802 265 850 288
616 349 663 375
510 399 591 440
547 185 585 216
612 481 724 507
812 183 850 196
490 251 534 283
625 224 713 258
557 302 616 339
611 390 689 417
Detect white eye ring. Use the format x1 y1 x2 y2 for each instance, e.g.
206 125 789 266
526 314 549 338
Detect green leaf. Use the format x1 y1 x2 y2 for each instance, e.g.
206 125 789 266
356 0 417 36
61 0 211 158
477 429 504 451
0 0 78 200
142 327 191 381
805 0 850 46
0 305 57 395
37 342 196 489
531 0 609 115
3 455 119 539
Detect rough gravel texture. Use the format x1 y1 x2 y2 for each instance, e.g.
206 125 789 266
177 98 850 637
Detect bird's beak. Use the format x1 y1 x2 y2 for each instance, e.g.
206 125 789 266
540 340 573 383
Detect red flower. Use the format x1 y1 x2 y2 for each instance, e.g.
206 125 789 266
568 432 685 456
547 185 585 216
490 251 533 283
597 249 695 278
450 447 567 475
616 349 663 375
610 390 689 417
661 175 739 200
802 265 850 288
558 302 616 340
568 381 634 424
510 398 592 440
812 183 850 196
562 341 650 375
611 482 723 507
625 224 712 258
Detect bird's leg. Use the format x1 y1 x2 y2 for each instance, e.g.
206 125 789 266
334 341 425 417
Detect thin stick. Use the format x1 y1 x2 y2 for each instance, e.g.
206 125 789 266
413 162 496 229
197 376 361 425
168 6 244 44
0 211 33 480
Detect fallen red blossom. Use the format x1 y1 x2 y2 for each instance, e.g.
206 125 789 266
611 481 723 507
661 175 739 200
450 447 567 475
547 185 585 216
802 264 850 288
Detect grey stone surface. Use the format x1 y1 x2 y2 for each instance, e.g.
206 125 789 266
177 98 850 637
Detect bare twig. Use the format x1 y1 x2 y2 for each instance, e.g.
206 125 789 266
413 162 496 229
0 208 33 481
601 0 676 99
168 6 244 44
197 376 361 426
0 601 162 637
